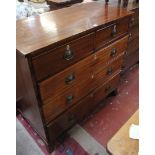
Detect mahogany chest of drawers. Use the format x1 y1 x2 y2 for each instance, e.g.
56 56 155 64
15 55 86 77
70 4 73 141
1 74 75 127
16 2 133 151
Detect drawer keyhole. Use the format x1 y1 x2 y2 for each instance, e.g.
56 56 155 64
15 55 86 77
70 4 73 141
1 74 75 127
65 73 75 84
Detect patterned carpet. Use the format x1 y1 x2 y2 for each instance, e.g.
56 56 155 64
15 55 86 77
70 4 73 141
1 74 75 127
17 116 107 155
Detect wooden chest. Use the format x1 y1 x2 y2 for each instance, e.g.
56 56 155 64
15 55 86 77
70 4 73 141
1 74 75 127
16 2 133 151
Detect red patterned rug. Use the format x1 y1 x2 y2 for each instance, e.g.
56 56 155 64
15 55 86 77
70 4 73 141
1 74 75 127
17 114 89 155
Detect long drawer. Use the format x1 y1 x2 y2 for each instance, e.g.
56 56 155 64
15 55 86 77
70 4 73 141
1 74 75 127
46 73 120 144
95 17 130 49
32 33 94 81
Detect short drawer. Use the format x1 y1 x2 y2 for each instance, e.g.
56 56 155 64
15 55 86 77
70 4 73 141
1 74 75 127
32 33 94 81
128 37 139 55
39 54 94 101
46 92 94 144
92 73 120 106
42 77 93 123
93 56 123 89
95 17 130 49
94 35 128 68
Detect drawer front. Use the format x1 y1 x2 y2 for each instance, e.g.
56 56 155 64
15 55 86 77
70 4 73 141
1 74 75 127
92 73 120 106
95 17 130 49
39 54 94 101
94 35 128 69
129 25 139 42
93 56 123 88
128 38 139 55
46 93 94 144
42 76 93 123
32 33 94 81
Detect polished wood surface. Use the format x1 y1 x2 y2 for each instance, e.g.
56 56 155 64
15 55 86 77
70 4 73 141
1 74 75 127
32 33 94 81
107 110 139 155
16 2 132 56
39 54 94 102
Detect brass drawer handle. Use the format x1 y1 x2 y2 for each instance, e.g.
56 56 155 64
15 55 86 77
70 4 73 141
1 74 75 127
65 73 75 84
66 95 74 103
107 67 113 75
110 48 117 57
105 85 111 92
64 45 74 61
111 25 117 37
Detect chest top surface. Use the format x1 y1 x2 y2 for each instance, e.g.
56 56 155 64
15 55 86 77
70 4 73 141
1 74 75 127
16 1 132 56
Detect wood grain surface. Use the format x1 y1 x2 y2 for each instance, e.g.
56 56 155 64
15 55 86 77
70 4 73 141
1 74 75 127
16 2 132 56
107 110 139 155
